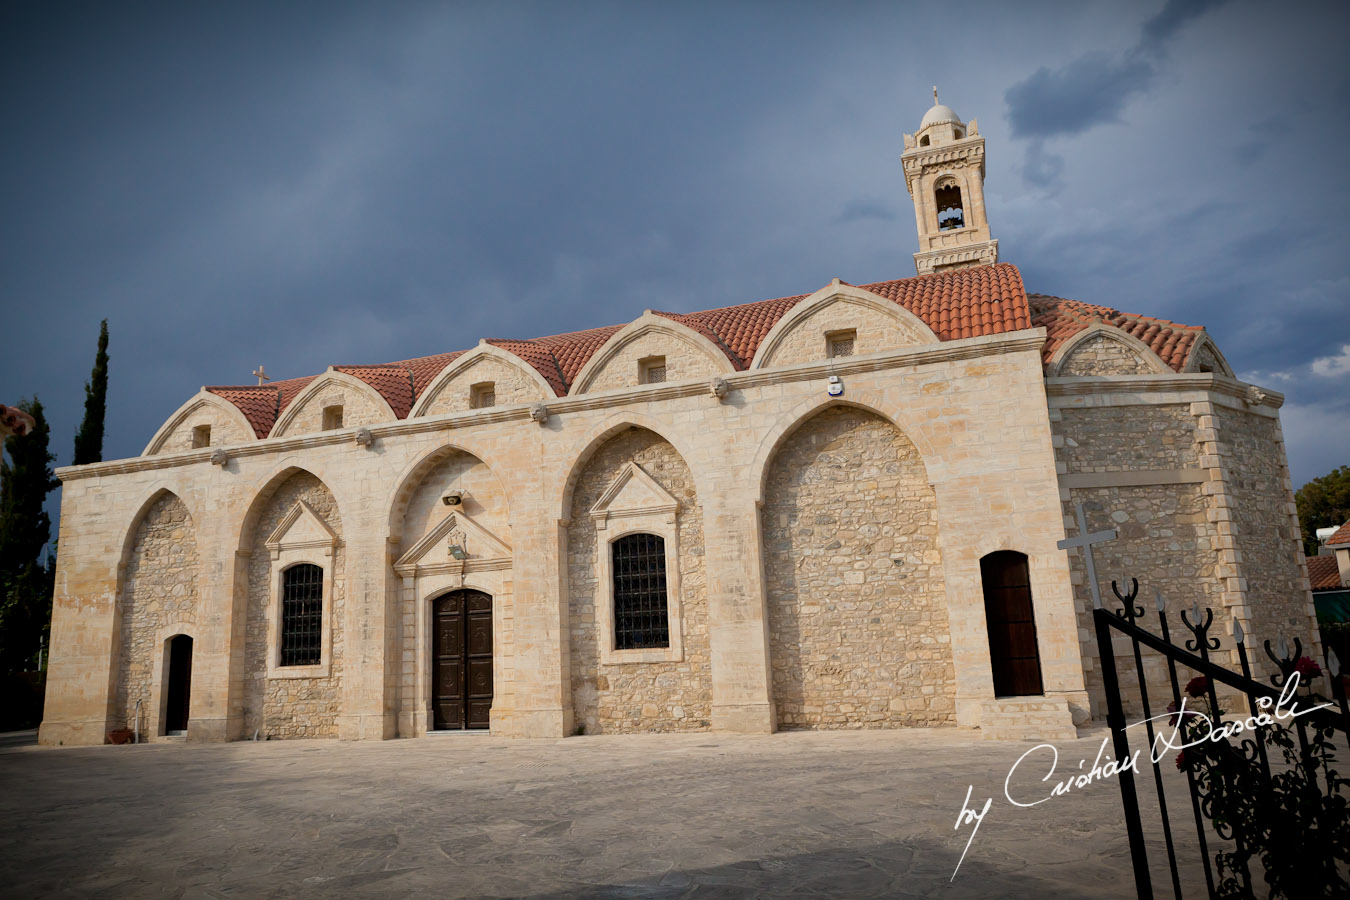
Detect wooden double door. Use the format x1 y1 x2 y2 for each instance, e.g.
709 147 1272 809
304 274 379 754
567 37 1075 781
980 551 1045 697
432 589 493 730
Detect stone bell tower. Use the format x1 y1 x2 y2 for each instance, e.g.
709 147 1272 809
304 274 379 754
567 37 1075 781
902 88 998 276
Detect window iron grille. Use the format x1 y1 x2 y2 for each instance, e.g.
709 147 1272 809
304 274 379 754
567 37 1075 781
280 563 323 666
612 533 669 650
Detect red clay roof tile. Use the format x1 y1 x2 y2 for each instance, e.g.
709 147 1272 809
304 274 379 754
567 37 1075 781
1029 294 1204 371
198 263 1211 439
1307 554 1344 591
1326 523 1350 547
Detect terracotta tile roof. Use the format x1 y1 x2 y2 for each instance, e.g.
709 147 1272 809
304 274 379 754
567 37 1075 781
1029 294 1205 371
1307 555 1345 591
0 404 35 437
390 351 466 396
1327 522 1350 547
334 365 416 419
197 262 1213 440
205 385 280 438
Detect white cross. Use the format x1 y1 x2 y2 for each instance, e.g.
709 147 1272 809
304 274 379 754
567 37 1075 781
1057 502 1118 609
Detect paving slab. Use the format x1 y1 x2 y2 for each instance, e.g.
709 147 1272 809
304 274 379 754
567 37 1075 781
0 727 1206 899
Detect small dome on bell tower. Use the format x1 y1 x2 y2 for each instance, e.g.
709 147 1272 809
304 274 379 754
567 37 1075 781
901 88 998 275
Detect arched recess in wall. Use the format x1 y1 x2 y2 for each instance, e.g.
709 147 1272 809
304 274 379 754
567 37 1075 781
758 402 955 730
1048 325 1172 377
749 282 938 370
230 465 345 740
142 390 258 455
568 313 737 395
563 423 710 735
113 489 201 738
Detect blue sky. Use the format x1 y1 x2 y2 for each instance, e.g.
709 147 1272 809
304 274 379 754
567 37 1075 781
2 0 1347 496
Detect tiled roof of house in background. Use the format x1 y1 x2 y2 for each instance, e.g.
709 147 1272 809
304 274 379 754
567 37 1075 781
1307 554 1344 591
1029 294 1205 371
1326 522 1350 547
195 262 1204 440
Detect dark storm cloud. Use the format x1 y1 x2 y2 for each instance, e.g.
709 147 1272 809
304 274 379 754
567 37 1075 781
1 0 1348 500
1005 0 1228 144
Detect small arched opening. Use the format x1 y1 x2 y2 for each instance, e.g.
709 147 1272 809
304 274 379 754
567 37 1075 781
935 178 965 231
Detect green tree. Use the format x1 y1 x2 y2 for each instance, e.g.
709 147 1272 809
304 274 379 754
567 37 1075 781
1296 465 1350 555
72 319 109 466
0 398 59 673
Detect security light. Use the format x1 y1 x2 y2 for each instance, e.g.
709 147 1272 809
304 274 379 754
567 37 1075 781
448 544 468 561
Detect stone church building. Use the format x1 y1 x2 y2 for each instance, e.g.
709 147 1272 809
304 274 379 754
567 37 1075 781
40 98 1318 746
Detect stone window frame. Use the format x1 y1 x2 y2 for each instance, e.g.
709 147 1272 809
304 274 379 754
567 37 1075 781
826 329 857 359
191 424 211 448
321 404 344 431
470 381 496 409
264 502 338 680
639 355 667 385
590 479 684 666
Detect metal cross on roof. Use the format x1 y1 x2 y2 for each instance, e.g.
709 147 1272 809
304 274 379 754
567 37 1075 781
1057 501 1118 609
252 364 270 386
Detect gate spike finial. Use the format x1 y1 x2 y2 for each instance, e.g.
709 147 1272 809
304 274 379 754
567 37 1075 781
1277 635 1289 659
1329 648 1341 677
1190 600 1201 623
1155 589 1165 612
1233 618 1244 645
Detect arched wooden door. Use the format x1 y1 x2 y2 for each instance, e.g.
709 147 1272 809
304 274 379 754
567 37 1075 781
164 635 193 734
432 590 493 730
980 552 1044 697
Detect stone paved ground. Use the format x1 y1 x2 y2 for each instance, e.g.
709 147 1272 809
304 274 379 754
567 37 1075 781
0 727 1209 899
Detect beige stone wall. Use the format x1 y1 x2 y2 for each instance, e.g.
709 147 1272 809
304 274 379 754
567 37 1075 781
151 405 252 454
114 492 199 728
244 472 344 738
581 332 723 393
400 451 512 548
761 406 955 728
760 300 925 368
1058 404 1199 473
1214 406 1310 645
275 382 389 437
420 356 546 415
567 428 711 733
1059 335 1155 376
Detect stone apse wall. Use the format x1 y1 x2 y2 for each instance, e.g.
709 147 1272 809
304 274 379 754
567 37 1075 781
49 322 1259 745
1049 374 1317 717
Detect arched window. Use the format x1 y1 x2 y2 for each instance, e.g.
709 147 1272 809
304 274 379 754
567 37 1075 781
980 551 1044 696
935 178 965 231
280 563 324 666
611 533 669 650
919 134 930 147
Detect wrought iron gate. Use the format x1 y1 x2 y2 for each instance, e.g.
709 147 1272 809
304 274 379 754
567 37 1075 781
1094 580 1349 898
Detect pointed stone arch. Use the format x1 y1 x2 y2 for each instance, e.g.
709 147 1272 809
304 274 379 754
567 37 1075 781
568 312 737 395
114 489 201 738
1182 332 1235 377
408 343 555 417
143 390 257 455
758 402 955 729
269 369 398 438
749 281 939 370
1048 325 1171 377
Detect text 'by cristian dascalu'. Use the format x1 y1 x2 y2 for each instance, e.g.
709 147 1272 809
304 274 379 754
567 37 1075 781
949 672 1332 881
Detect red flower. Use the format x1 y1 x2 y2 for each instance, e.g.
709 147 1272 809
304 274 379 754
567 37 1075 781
1176 750 1188 771
1185 676 1209 698
1294 656 1322 679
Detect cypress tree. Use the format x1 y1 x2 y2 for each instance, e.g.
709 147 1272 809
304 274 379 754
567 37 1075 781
72 319 109 466
0 398 59 673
